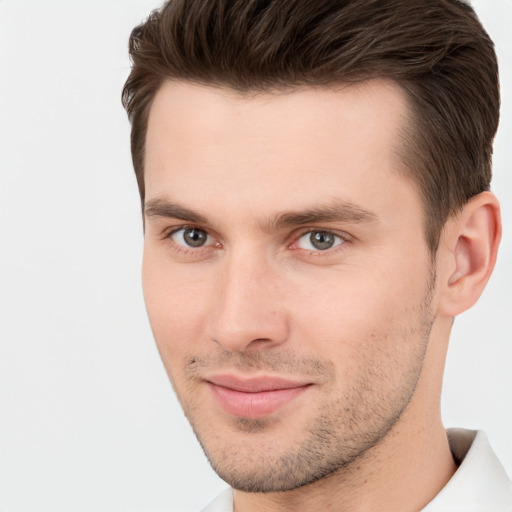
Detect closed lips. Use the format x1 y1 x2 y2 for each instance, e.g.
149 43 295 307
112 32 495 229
205 375 312 418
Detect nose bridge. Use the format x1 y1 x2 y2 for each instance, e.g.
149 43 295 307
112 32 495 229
208 246 288 352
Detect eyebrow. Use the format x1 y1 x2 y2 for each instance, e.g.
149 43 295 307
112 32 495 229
262 201 378 232
144 197 378 230
145 198 208 224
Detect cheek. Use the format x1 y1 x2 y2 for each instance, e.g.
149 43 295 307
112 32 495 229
290 274 432 417
289 261 432 360
142 250 212 367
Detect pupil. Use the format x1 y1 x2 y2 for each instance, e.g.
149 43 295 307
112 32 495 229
184 228 207 247
310 231 334 250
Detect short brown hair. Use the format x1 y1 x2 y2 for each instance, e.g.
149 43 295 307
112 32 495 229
122 0 499 251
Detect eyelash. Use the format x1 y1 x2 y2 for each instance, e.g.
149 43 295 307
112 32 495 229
165 226 221 255
163 225 350 258
290 230 348 256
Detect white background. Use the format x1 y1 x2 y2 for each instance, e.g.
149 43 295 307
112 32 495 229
0 1 511 511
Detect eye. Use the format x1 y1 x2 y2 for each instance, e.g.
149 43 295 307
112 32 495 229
296 230 345 251
170 227 212 248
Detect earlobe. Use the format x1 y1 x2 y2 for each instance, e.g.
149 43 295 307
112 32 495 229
438 191 501 317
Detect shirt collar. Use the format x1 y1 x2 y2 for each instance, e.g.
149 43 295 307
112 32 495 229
422 429 512 511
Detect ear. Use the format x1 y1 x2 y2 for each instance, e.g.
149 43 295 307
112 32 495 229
437 191 501 317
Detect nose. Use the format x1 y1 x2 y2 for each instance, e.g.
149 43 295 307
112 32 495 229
207 251 289 353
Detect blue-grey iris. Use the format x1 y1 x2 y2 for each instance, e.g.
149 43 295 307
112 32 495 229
183 228 208 247
310 231 335 250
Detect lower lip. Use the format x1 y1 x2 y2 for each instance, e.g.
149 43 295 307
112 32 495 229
207 383 310 419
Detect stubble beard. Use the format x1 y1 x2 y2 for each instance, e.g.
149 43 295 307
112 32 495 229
174 274 436 494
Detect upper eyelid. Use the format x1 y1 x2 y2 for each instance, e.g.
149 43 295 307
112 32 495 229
166 224 212 238
290 229 352 257
166 227 218 254
293 227 352 241
297 229 346 239
168 226 349 240
168 225 216 241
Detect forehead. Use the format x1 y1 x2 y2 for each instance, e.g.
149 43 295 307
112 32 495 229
144 79 418 222
146 79 410 155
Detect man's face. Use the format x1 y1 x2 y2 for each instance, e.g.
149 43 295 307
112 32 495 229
142 80 438 492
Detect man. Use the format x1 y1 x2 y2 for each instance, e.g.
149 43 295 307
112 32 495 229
122 0 512 510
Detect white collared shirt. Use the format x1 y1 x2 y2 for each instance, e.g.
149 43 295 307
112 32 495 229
422 429 512 511
200 429 512 511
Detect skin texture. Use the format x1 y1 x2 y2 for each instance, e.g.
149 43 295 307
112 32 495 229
141 80 500 511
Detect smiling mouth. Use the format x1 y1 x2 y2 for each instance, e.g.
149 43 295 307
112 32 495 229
205 375 312 419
